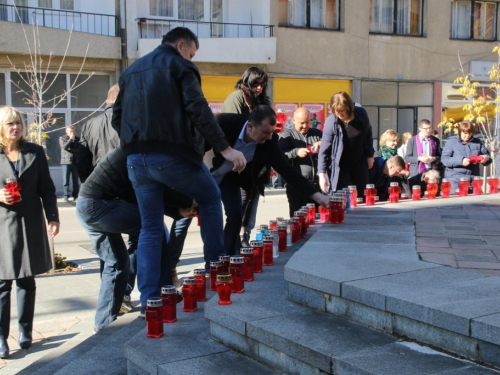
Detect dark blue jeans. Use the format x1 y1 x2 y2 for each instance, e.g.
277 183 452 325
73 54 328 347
76 196 140 330
61 163 80 198
127 153 223 306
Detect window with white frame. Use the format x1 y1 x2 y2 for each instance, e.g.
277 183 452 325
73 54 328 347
150 0 173 17
451 1 497 40
279 0 339 29
370 0 423 36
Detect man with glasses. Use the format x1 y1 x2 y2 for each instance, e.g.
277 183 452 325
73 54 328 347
405 119 441 179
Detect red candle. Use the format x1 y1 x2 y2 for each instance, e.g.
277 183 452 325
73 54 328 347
182 277 197 312
364 184 376 206
472 176 483 195
216 273 233 305
218 255 230 273
4 178 21 204
441 179 451 198
427 179 438 199
458 177 470 197
277 224 287 252
388 182 400 203
329 197 341 224
412 185 421 201
209 261 222 291
307 203 316 224
249 240 263 273
348 185 357 208
262 236 274 266
290 217 300 243
488 177 499 193
240 247 254 282
161 285 177 323
269 220 277 230
400 193 409 200
229 256 245 293
146 298 164 338
193 269 207 302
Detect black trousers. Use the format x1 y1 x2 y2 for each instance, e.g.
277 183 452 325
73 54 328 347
0 277 36 338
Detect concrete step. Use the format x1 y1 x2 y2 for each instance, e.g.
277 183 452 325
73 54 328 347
204 225 499 374
19 309 143 375
285 202 500 369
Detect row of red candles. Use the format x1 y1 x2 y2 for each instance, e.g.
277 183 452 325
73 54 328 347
145 204 318 338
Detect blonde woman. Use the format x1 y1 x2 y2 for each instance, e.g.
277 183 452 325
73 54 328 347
377 129 399 159
0 106 59 358
398 132 413 161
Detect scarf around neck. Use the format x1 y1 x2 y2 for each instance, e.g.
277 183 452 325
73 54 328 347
380 146 397 159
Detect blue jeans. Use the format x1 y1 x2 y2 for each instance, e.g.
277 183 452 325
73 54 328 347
127 153 223 305
76 196 141 330
167 217 193 269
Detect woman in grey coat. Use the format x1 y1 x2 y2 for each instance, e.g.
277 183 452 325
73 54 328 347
0 106 60 358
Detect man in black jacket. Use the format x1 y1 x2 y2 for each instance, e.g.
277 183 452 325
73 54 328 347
279 107 322 216
112 27 245 307
76 147 194 328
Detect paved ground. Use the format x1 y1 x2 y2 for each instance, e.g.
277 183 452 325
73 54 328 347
0 189 290 373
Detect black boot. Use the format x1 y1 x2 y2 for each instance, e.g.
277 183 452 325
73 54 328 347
240 234 250 248
18 332 32 349
0 337 9 358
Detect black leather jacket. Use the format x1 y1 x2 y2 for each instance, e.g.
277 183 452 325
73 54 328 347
112 44 229 167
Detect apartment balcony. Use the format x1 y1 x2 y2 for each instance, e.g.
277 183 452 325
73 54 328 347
0 4 120 59
137 18 276 64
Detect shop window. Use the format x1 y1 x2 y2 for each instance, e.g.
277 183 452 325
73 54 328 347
451 1 497 40
279 0 340 30
70 75 109 108
178 0 203 21
150 0 174 17
370 0 423 36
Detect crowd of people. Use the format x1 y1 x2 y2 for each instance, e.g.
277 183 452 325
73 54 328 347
0 27 495 358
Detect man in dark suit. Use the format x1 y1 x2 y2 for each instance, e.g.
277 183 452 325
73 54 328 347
168 105 330 259
405 119 442 179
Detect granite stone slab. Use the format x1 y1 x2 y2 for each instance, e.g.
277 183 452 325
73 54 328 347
471 313 500 346
310 229 415 245
246 310 396 373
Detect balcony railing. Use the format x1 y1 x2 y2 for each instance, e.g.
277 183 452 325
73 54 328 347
0 4 118 37
137 18 274 39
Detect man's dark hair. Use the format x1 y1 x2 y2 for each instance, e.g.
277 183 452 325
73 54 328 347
249 105 277 127
388 155 405 169
162 27 199 49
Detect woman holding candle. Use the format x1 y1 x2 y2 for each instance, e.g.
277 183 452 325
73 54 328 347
0 106 60 358
318 92 375 198
441 122 491 191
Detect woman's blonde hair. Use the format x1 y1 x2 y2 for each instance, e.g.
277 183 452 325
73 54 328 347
0 106 26 147
401 132 413 145
379 129 399 146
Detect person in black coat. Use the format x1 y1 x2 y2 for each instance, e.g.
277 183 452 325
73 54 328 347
59 125 80 201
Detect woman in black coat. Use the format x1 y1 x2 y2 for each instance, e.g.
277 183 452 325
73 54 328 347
441 121 491 191
0 106 59 358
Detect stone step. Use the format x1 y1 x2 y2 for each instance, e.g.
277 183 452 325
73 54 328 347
284 205 500 369
204 227 500 374
20 309 143 375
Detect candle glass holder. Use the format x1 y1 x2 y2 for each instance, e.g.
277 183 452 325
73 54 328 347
146 298 164 338
209 261 222 291
182 277 197 312
216 273 233 305
229 256 245 293
193 269 207 302
161 285 177 323
440 179 451 198
240 248 254 282
250 240 263 273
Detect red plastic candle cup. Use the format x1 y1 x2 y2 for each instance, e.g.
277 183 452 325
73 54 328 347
412 185 421 201
240 247 255 282
182 277 197 312
388 182 400 203
209 261 222 291
328 197 340 224
348 185 358 208
250 240 263 273
216 273 233 305
400 193 409 200
218 255 230 273
488 177 499 194
146 298 164 338
472 176 483 195
291 218 300 243
333 194 345 223
262 236 274 266
269 220 277 230
364 184 376 206
307 203 316 224
294 211 304 238
426 179 438 199
306 144 318 154
356 197 364 205
441 179 451 198
193 269 207 302
161 285 177 323
260 224 269 236
277 224 287 252
300 207 310 229
5 178 21 204
229 256 245 293
318 206 328 223
458 177 470 197
469 155 483 163
296 210 307 236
